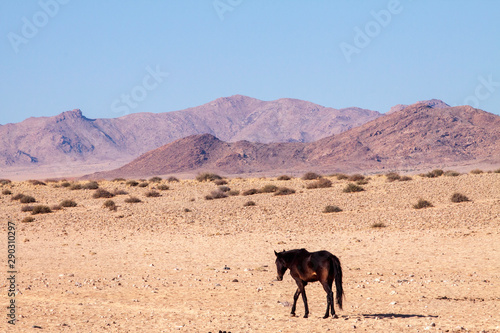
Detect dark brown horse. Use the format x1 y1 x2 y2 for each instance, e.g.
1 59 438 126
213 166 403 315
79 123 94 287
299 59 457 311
274 248 343 318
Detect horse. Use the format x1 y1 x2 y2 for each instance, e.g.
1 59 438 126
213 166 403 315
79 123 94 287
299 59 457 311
274 248 344 319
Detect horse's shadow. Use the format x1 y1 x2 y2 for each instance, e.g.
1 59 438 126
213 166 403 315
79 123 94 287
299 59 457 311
361 313 438 319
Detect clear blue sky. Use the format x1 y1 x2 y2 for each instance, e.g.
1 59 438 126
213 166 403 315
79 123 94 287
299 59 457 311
1 0 499 124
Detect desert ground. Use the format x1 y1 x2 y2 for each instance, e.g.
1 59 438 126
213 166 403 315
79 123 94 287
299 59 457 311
1 171 499 332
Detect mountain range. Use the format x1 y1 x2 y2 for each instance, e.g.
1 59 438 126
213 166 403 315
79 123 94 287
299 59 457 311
87 101 500 179
1 96 499 179
0 95 379 177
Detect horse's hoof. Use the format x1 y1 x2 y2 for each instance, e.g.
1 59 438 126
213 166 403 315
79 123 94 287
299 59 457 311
332 314 339 319
290 313 296 317
303 315 308 319
323 315 329 319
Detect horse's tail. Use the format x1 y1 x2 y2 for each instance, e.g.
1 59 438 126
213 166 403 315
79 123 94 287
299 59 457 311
331 255 344 310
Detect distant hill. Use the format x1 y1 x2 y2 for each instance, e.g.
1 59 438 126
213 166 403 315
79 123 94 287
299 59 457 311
87 102 500 179
0 95 380 175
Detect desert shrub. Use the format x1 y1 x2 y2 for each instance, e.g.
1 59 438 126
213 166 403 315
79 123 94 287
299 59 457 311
20 195 36 204
494 168 500 174
0 179 12 185
60 199 77 207
260 184 278 193
167 176 180 182
244 200 256 207
126 180 139 187
205 190 227 200
11 193 25 201
413 199 433 209
451 193 470 203
2 189 12 195
302 172 321 180
22 216 35 223
400 176 412 181
138 182 149 188
92 189 115 199
371 222 386 228
323 205 342 213
31 205 52 215
196 172 222 182
348 174 365 182
103 200 117 211
277 175 291 181
214 179 228 186
335 173 349 180
218 185 231 193
149 176 162 183
184 208 191 212
422 169 444 178
444 170 460 177
356 179 369 185
21 205 34 212
28 179 46 186
343 183 364 193
113 178 126 182
70 183 83 190
125 196 142 203
228 190 240 196
306 178 332 189
113 189 128 195
157 185 169 191
386 172 401 182
82 181 99 190
145 190 161 197
274 187 296 196
470 169 483 174
60 181 71 188
242 188 259 196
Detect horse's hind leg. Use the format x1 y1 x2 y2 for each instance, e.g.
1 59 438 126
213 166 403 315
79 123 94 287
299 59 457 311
321 281 335 319
291 288 300 317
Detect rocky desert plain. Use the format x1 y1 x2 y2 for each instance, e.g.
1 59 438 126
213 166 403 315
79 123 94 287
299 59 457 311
0 170 499 332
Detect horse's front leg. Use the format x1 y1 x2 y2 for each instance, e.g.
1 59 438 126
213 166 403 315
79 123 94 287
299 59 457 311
291 288 300 317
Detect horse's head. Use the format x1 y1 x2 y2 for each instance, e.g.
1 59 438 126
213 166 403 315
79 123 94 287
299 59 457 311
274 250 288 281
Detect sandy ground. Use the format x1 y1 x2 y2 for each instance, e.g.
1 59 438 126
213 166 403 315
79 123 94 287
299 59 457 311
1 172 499 332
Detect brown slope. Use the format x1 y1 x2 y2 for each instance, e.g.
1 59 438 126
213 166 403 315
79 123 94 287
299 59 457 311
86 134 307 179
86 102 500 179
306 102 500 171
0 95 380 172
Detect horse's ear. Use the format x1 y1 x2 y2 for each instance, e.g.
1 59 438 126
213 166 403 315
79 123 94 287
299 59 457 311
274 250 278 257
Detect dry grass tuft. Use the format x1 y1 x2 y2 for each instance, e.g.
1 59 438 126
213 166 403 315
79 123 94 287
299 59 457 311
343 183 364 193
145 191 161 198
60 199 77 207
413 199 433 209
243 200 256 207
274 187 296 196
125 196 142 203
277 175 291 181
306 178 332 189
323 205 342 213
451 193 470 203
31 205 52 215
92 189 115 199
302 172 321 180
196 172 222 182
